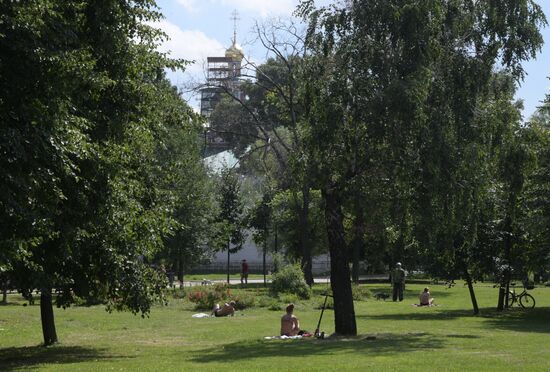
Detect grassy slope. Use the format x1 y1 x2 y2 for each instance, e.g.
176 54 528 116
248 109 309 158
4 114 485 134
1 283 549 371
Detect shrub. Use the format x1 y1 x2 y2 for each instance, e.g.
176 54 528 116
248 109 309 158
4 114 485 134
268 303 282 311
280 293 299 305
232 293 256 310
187 283 231 310
271 253 285 274
171 288 187 300
315 296 334 310
270 263 311 299
352 284 372 301
258 296 276 308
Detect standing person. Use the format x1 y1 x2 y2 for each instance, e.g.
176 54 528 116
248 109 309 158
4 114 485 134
391 262 406 302
240 259 249 285
280 303 301 336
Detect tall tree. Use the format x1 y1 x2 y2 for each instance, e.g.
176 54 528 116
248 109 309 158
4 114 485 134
155 89 218 284
248 191 273 286
523 95 550 283
0 0 197 345
216 168 245 284
298 0 545 334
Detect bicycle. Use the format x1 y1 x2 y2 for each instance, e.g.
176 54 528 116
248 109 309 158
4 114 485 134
506 282 536 309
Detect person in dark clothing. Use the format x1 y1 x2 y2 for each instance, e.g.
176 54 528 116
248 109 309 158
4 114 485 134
391 262 406 301
241 259 249 285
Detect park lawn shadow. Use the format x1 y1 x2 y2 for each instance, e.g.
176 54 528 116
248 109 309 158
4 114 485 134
190 332 446 364
480 307 550 334
361 306 550 334
0 302 22 306
367 286 455 299
360 308 475 321
0 345 130 371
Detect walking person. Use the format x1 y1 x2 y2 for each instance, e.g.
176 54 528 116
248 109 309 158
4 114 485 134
391 262 406 302
240 259 249 285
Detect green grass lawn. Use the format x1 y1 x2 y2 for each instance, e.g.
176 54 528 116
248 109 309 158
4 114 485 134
1 282 549 371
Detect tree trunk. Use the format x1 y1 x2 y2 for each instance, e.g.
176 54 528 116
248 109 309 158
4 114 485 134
177 253 184 288
263 229 267 287
2 276 7 304
274 223 278 253
351 209 364 284
323 185 357 336
40 288 58 346
464 269 479 315
227 241 231 284
296 187 314 286
498 215 513 311
497 283 506 311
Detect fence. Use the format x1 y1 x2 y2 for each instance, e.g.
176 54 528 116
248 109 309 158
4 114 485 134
187 261 332 275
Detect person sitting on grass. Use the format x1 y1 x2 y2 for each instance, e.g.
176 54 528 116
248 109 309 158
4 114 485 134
281 303 301 336
419 287 435 306
212 301 236 317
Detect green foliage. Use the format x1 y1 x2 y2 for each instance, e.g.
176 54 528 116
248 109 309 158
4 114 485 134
523 96 550 280
315 296 334 310
271 253 285 274
0 0 203 343
258 296 279 309
271 189 327 260
170 288 187 300
215 168 245 253
279 293 300 306
297 0 547 322
232 293 256 310
351 285 372 301
267 302 283 311
187 283 231 310
248 191 272 249
270 263 311 299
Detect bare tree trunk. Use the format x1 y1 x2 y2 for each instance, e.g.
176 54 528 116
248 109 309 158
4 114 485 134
497 282 506 311
498 215 513 311
323 185 357 336
351 209 364 284
227 241 231 284
296 187 314 286
263 228 267 287
176 252 184 289
464 268 479 315
1 276 7 304
40 288 58 346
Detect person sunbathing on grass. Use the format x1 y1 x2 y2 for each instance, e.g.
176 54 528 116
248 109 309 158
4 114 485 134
281 303 301 336
212 301 236 317
419 287 435 306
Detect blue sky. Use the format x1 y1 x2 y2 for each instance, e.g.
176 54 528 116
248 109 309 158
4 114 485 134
154 0 550 119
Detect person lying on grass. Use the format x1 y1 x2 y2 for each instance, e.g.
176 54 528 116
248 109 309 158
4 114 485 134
212 301 236 317
419 287 435 306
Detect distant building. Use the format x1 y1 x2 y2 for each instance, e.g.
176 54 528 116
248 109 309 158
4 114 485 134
200 11 244 156
200 10 244 118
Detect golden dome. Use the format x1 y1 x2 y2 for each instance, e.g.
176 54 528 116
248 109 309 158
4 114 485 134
225 42 244 60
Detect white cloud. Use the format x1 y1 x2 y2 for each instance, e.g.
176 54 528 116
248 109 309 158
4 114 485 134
150 20 227 109
176 0 199 13
153 20 225 73
219 0 298 17
175 0 298 17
